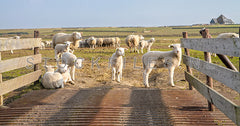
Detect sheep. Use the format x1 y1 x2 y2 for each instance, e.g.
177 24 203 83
55 64 74 85
9 36 20 54
115 37 121 47
42 40 52 48
142 44 182 87
52 32 82 49
138 38 155 54
125 35 144 53
103 38 115 47
217 33 239 38
61 52 84 81
54 41 73 62
110 47 127 82
40 42 45 50
79 39 89 48
87 37 96 49
42 65 64 89
96 38 103 47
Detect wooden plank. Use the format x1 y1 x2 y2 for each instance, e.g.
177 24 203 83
181 38 240 57
183 55 240 93
0 70 41 96
0 52 2 105
0 54 42 73
185 72 240 125
0 38 42 51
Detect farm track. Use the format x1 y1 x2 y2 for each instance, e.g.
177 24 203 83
0 87 236 125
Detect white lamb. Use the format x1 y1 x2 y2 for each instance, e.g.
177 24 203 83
55 64 74 84
142 44 182 87
54 41 73 62
61 52 84 81
125 35 144 53
139 38 155 54
52 32 82 49
110 48 127 82
42 65 64 89
217 33 239 38
87 37 96 49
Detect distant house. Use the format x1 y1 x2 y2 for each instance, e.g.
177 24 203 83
210 14 234 24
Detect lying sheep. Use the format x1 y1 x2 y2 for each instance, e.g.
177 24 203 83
55 64 74 84
42 65 64 89
62 52 84 81
138 38 155 53
142 44 182 87
87 37 96 49
217 33 239 38
110 48 127 82
52 32 82 49
55 41 73 62
96 38 103 47
125 35 144 53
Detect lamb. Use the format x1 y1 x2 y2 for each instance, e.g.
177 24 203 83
55 64 74 84
42 65 64 89
110 48 127 82
52 32 82 49
87 37 97 49
96 38 103 47
217 33 239 38
125 35 144 53
138 38 155 53
142 44 182 87
54 41 73 62
61 52 84 81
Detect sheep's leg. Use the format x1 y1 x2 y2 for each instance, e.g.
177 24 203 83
70 66 76 81
112 67 116 81
117 70 121 82
168 66 175 87
141 47 144 54
135 47 139 53
143 68 153 88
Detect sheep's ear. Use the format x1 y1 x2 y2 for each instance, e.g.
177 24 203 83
168 44 174 48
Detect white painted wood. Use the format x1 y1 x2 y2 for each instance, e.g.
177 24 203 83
0 38 42 51
181 38 240 57
183 55 240 93
185 72 240 125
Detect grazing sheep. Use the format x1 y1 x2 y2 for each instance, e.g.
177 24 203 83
217 33 239 38
87 37 96 49
110 47 127 82
42 65 64 89
96 38 103 47
62 52 84 81
142 44 182 87
125 35 144 53
55 41 73 62
139 38 155 54
55 64 74 84
115 37 121 47
103 38 115 47
52 32 82 49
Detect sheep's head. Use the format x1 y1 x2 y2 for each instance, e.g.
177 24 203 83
150 38 155 42
231 33 239 38
72 32 82 40
116 47 127 56
168 44 181 54
139 35 144 40
75 58 84 69
57 64 69 73
64 41 72 47
44 65 55 72
89 36 95 41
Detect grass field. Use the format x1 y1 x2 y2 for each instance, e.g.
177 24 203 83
0 24 239 105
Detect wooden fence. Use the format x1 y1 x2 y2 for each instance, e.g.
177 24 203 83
181 33 240 125
0 37 42 105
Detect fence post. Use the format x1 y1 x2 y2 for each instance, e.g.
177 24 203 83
182 32 192 90
202 29 214 111
0 52 2 106
34 31 40 85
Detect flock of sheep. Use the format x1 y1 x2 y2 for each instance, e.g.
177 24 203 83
4 30 239 89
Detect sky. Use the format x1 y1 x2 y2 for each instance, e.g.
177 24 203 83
0 0 239 29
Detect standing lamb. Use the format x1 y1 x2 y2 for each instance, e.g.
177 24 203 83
96 38 103 47
42 65 64 89
61 52 84 81
138 38 155 54
125 35 144 53
142 44 182 87
54 41 73 62
110 48 127 82
52 32 82 49
87 37 97 49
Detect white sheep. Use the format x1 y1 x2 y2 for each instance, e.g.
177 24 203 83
52 32 82 49
54 41 73 62
87 37 96 49
139 38 155 54
61 52 84 81
217 33 239 38
103 38 115 47
55 64 74 85
110 47 127 82
142 44 182 87
125 35 144 53
96 38 103 47
115 37 121 47
42 65 64 89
